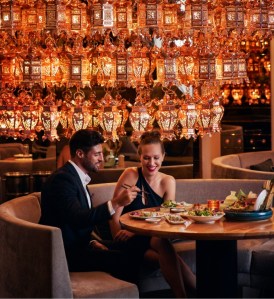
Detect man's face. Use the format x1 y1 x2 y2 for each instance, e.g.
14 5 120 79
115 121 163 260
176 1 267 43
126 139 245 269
80 144 104 173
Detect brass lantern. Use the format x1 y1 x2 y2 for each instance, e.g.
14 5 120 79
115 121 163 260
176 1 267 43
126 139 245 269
127 36 152 87
216 51 248 85
178 101 199 140
70 106 91 132
129 90 151 142
190 0 208 29
41 103 60 141
196 101 212 137
210 97 224 133
5 105 22 139
98 91 122 142
21 105 39 141
225 1 245 30
155 90 179 141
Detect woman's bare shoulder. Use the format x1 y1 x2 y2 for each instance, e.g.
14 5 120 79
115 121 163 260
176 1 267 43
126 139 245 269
159 172 176 185
119 167 139 182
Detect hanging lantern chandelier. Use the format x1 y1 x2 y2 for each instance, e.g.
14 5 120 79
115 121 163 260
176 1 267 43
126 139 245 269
0 0 271 141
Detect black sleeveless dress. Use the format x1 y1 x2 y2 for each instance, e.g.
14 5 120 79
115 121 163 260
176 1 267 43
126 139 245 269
115 167 164 258
123 167 164 214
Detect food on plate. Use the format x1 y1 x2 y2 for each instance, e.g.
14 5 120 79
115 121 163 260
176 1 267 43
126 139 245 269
161 200 178 208
165 214 187 224
129 210 164 219
223 189 261 211
187 206 223 217
161 200 193 210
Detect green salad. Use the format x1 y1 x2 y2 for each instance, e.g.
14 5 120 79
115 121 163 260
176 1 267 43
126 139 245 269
188 207 221 216
162 200 177 208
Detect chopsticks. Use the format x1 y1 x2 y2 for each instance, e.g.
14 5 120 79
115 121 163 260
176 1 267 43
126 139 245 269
122 183 150 195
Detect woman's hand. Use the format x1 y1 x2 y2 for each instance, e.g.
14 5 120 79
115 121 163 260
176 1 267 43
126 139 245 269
114 229 135 242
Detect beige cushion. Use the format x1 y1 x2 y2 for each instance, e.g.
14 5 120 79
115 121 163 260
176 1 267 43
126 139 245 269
70 272 138 298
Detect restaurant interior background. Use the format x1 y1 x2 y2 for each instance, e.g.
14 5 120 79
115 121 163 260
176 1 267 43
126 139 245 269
0 0 272 179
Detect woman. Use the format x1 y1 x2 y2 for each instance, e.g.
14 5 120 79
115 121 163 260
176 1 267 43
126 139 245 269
109 130 196 298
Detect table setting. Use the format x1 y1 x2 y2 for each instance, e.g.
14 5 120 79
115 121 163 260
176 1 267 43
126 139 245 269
125 178 274 228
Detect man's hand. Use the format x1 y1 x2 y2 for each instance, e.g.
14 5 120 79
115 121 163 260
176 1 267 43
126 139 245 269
114 229 135 242
111 185 140 211
89 240 109 250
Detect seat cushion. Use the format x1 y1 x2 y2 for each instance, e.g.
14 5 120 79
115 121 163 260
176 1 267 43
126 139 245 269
70 271 139 298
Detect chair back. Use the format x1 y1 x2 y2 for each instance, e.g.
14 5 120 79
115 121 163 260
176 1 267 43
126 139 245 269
0 193 73 298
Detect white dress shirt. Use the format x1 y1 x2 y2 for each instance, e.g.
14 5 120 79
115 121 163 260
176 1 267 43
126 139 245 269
68 160 115 215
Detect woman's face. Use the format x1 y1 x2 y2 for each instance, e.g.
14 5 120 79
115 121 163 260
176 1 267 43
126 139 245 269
140 143 164 176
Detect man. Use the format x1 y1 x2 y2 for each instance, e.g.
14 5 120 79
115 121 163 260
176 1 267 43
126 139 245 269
40 129 140 282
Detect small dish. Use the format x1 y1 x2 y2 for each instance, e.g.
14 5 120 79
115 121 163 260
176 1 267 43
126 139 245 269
186 213 225 223
145 218 161 223
129 211 164 220
178 201 194 210
165 214 188 225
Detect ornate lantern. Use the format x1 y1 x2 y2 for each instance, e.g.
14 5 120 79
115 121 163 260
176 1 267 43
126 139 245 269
129 89 151 141
70 106 91 132
248 0 269 31
90 1 114 33
196 101 212 137
138 0 162 28
155 90 179 141
21 105 39 140
98 91 122 142
225 0 245 30
178 101 199 140
41 90 60 141
210 98 224 133
5 105 22 139
162 2 178 33
41 105 60 141
216 51 248 85
127 36 152 87
190 0 208 29
156 35 180 86
97 32 116 86
115 0 132 31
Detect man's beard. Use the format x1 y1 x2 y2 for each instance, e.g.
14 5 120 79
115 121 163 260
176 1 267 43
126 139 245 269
82 156 99 174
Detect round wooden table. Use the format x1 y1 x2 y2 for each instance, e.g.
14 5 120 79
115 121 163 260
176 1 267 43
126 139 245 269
120 208 274 298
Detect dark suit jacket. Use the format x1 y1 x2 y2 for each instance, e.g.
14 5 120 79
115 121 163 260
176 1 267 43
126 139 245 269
40 162 111 253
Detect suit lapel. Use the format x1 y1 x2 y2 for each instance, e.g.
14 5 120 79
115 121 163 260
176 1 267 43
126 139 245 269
64 162 90 209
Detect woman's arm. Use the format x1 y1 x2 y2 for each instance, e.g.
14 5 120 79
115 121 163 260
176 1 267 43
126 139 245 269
109 167 138 238
162 175 176 202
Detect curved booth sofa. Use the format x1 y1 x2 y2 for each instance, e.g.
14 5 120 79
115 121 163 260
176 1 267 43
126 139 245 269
0 192 138 298
212 150 274 180
1 179 274 297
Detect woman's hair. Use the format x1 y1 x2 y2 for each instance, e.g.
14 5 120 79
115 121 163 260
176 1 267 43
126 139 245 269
137 130 165 155
69 129 104 157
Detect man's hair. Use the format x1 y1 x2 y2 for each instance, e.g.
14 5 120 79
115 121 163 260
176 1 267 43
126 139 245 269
69 129 104 157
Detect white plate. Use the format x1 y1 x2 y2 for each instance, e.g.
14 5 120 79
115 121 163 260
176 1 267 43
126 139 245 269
253 189 267 211
179 201 194 209
186 213 225 223
165 215 187 225
145 218 162 223
129 211 164 220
